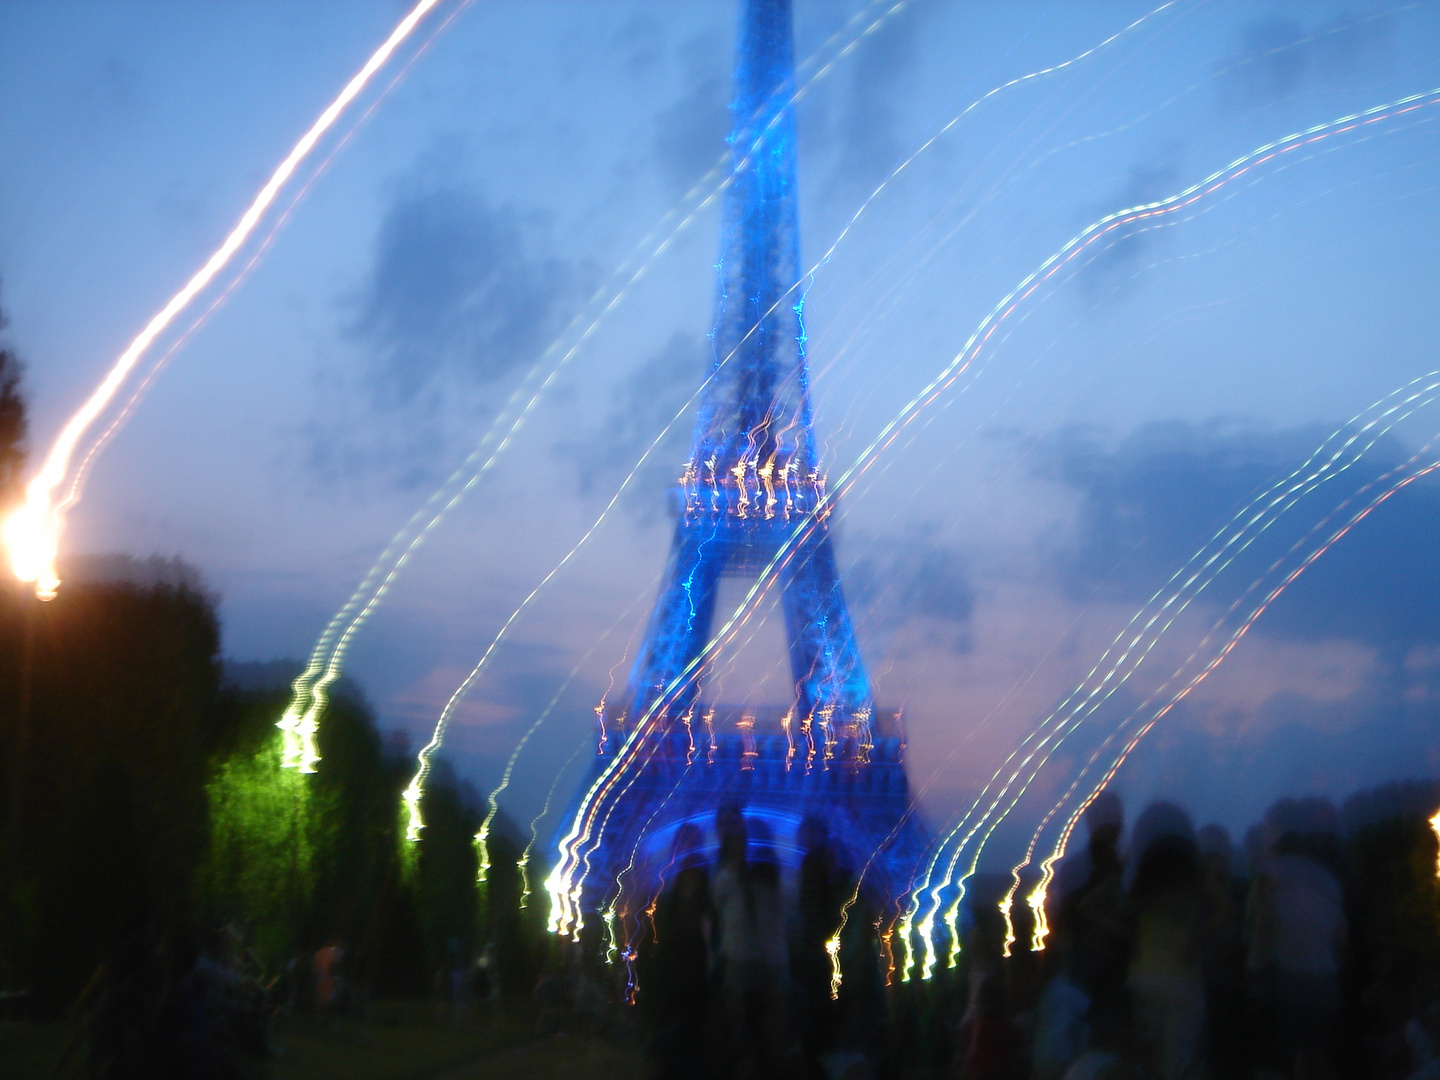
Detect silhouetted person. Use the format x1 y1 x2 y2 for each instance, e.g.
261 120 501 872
1196 824 1244 1078
1128 803 1205 1080
957 900 1022 1080
1247 803 1348 1080
1048 791 1131 1068
833 871 887 1076
791 815 843 1077
643 823 714 1080
712 804 794 1078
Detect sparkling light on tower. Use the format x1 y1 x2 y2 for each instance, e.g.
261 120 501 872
548 0 929 937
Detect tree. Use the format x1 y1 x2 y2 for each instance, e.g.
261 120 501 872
0 577 223 1013
0 285 27 503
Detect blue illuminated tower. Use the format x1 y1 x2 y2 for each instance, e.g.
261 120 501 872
553 0 926 926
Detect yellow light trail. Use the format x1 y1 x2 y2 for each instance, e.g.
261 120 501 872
883 89 1440 978
905 370 1440 971
1022 440 1440 937
1430 808 1440 880
278 0 918 776
548 1 1193 931
56 7 467 554
2 0 455 603
472 589 649 879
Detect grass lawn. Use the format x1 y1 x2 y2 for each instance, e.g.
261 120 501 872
0 998 644 1080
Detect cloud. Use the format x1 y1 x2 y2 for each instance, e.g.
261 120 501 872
1074 157 1182 299
820 0 934 197
348 185 584 408
1116 674 1440 837
1038 418 1440 653
560 331 709 523
1217 12 1393 112
613 11 665 76
651 34 730 195
848 526 975 653
301 177 591 488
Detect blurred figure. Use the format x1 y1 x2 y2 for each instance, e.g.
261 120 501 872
312 940 344 1014
792 815 843 1078
957 897 1022 1080
1127 802 1205 1080
1247 801 1348 1080
1038 790 1130 1076
712 804 794 1078
642 822 714 1080
442 937 469 1026
832 876 887 1078
472 942 498 1003
1197 825 1245 1078
75 920 251 1080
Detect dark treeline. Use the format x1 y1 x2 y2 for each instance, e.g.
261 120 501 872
0 576 542 1019
0 343 542 1035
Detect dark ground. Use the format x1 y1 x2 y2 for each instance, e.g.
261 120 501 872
0 998 643 1080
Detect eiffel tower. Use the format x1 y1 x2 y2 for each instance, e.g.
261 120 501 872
550 0 927 934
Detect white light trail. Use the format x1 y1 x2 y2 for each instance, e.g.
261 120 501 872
2 0 453 600
280 0 925 774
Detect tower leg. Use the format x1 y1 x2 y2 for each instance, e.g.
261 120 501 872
627 521 726 721
780 531 871 720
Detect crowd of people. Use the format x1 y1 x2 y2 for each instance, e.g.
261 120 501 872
636 805 887 1080
34 785 1440 1079
630 791 1440 1080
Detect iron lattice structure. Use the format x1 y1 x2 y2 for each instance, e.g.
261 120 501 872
551 0 928 931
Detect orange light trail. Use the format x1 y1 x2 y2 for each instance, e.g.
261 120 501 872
903 369 1440 973
2 0 454 602
548 1 1193 931
876 87 1440 975
1022 442 1440 938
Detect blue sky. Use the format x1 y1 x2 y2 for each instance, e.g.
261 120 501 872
4 0 1440 864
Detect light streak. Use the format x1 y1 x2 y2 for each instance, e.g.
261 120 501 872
471 591 649 873
882 88 1440 978
2 0 454 603
546 1 1194 933
904 369 1440 969
54 3 470 554
517 735 594 909
1016 441 1440 940
826 934 843 1001
1430 808 1440 880
276 0 923 777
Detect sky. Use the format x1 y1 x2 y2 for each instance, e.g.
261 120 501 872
3 0 1440 868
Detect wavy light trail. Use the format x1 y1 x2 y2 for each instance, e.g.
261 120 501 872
277 0 921 775
2 0 454 603
1015 437 1440 949
551 83 1440 942
383 0 1194 923
902 371 1440 974
467 588 649 869
397 0 1173 823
